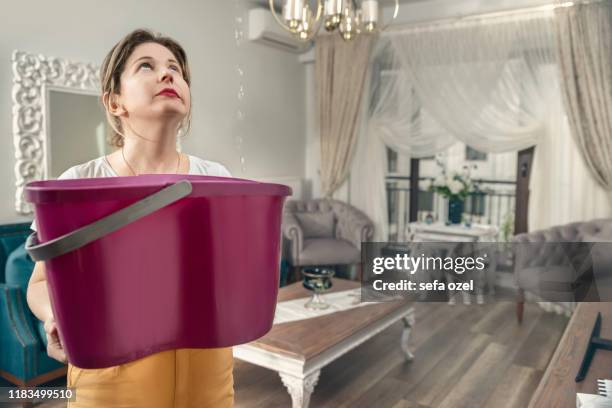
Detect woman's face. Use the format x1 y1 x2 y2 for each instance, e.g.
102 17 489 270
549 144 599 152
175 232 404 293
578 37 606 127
116 42 190 124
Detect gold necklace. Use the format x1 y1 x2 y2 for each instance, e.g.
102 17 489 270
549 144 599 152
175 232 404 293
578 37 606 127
121 148 180 176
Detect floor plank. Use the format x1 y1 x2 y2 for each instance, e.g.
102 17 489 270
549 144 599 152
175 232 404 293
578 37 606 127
409 332 491 407
482 364 543 408
436 342 509 408
512 312 569 370
391 401 429 408
351 378 416 408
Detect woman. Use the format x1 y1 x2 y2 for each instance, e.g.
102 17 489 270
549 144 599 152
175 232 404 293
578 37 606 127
26 29 234 407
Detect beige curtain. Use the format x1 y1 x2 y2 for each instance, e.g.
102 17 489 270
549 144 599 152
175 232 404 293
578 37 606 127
316 33 375 197
555 2 612 191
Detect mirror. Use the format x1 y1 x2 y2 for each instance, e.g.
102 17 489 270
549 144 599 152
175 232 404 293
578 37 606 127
12 50 102 214
47 90 108 178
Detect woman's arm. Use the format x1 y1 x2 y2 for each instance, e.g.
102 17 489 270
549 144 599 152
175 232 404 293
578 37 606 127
26 262 67 363
27 262 53 322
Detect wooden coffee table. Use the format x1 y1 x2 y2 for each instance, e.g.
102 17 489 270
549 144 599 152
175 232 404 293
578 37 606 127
233 279 415 408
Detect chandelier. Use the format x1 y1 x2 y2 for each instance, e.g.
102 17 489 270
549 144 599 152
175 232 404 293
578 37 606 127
268 0 399 41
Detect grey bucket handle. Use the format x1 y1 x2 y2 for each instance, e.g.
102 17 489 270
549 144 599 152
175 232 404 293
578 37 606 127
26 180 193 262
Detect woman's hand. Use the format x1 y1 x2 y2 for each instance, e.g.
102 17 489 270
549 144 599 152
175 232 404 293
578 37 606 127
28 263 66 363
44 317 67 363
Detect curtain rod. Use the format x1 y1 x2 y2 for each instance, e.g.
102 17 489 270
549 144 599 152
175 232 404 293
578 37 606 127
384 0 605 34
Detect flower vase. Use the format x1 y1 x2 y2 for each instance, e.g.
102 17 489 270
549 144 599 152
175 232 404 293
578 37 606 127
448 197 464 224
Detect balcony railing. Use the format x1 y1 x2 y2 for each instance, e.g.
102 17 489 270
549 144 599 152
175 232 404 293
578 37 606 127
386 175 516 241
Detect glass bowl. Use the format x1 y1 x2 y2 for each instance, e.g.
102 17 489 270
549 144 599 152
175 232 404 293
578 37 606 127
301 267 335 310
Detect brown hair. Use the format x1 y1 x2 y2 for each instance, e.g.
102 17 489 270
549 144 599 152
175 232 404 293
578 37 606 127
100 28 192 148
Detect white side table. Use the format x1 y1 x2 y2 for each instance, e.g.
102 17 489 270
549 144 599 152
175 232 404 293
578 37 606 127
407 222 499 242
406 222 499 304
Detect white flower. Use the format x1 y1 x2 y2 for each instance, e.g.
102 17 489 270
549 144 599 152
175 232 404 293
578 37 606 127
419 179 432 191
433 175 446 187
448 180 464 195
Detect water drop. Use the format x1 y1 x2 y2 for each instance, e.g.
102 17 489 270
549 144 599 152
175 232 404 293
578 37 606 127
234 29 244 46
234 1 247 175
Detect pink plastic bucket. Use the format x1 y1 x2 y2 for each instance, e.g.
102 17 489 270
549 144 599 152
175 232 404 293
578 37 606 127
25 175 291 368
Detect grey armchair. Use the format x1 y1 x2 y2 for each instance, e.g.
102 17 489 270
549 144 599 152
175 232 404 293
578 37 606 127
282 199 374 280
513 218 612 322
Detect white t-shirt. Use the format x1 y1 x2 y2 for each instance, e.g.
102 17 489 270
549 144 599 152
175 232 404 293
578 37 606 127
30 155 231 231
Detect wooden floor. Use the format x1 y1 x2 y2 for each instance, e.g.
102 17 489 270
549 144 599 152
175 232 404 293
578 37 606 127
8 302 568 408
234 301 568 408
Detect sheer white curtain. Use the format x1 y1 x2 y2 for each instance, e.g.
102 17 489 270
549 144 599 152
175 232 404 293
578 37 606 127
529 65 612 231
389 14 555 153
352 10 557 240
352 59 457 240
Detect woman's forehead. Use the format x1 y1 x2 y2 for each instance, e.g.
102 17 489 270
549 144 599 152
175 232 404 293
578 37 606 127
127 42 177 65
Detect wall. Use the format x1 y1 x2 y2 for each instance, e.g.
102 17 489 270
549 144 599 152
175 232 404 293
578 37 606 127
304 61 320 199
0 0 306 223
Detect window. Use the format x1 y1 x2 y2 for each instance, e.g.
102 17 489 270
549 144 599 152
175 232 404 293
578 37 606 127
387 181 398 223
466 146 487 161
466 192 486 216
387 147 398 173
418 190 434 212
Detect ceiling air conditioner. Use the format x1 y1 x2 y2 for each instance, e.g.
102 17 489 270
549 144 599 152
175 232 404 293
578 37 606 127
248 8 312 53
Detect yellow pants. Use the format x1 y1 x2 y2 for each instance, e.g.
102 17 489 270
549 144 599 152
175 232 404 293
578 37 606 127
67 348 234 408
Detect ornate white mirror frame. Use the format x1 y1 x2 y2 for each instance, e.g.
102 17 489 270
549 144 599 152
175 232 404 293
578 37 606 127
12 50 100 214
